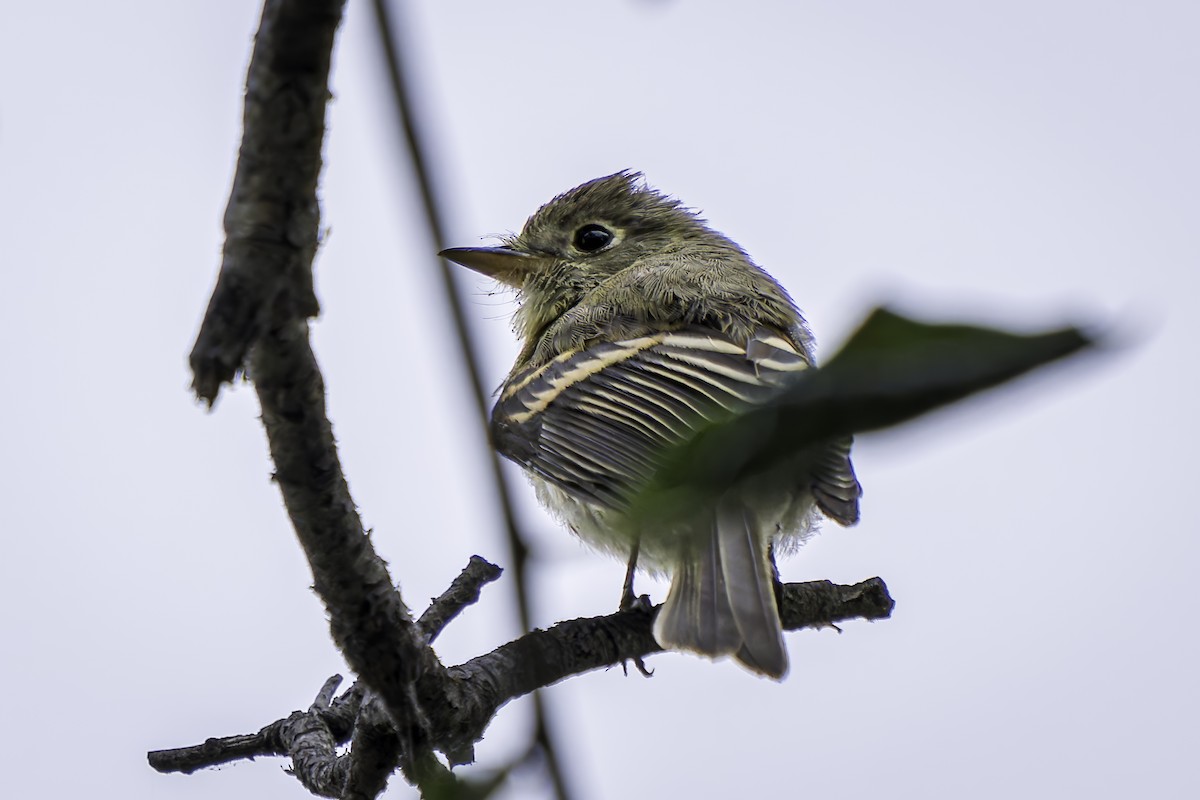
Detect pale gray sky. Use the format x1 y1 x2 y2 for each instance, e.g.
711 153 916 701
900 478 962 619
1 2 1197 798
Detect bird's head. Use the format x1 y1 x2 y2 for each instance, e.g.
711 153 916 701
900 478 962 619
441 171 742 342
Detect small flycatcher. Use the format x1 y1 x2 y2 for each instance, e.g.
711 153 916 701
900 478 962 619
441 172 861 679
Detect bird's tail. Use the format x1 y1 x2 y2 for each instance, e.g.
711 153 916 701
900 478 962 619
653 499 788 679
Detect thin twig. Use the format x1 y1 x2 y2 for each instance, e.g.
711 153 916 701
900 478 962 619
418 556 504 642
367 2 570 798
149 681 366 775
365 0 531 626
310 675 345 711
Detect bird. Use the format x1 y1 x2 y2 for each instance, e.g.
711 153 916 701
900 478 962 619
440 171 861 679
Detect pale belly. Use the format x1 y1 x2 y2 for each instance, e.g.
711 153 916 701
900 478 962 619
530 473 821 575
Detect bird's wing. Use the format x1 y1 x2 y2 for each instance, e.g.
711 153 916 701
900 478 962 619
492 326 859 519
810 435 862 526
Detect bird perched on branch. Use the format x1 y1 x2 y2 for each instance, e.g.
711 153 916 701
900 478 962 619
441 172 861 679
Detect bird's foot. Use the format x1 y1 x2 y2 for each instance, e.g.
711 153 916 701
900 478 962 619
618 592 654 677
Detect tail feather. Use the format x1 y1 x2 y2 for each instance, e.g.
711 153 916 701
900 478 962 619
654 521 740 658
716 500 788 679
653 500 788 680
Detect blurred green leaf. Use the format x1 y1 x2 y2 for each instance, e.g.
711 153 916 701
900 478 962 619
629 306 1094 519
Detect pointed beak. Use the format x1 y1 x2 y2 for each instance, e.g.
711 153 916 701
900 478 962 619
439 246 549 288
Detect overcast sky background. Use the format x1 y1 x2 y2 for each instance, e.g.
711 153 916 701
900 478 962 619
1 2 1197 798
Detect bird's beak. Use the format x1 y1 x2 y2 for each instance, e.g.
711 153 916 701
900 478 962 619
439 246 549 289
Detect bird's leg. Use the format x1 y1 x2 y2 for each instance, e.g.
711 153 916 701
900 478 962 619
768 539 783 606
619 538 641 611
619 537 653 677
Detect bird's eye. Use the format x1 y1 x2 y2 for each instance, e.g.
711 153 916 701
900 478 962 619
573 224 614 252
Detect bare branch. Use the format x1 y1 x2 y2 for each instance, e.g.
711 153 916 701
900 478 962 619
148 679 364 776
188 0 345 404
151 577 892 781
418 557 505 642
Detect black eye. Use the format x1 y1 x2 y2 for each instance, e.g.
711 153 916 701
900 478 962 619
573 224 614 252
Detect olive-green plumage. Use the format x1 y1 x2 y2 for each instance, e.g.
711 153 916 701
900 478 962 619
442 172 861 679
